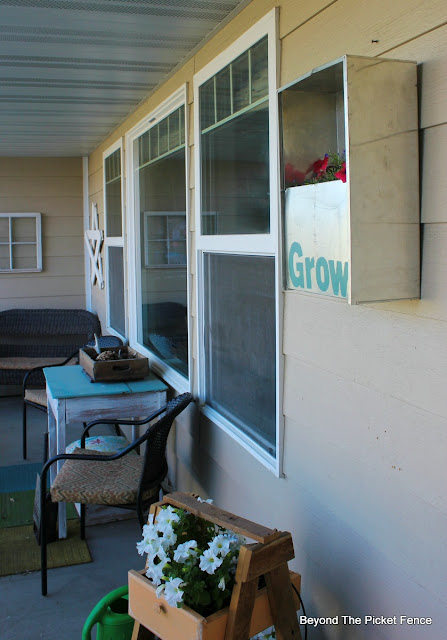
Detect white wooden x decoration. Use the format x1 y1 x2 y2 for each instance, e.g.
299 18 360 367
84 202 104 288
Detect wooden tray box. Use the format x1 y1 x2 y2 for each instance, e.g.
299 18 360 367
79 346 149 382
128 569 301 640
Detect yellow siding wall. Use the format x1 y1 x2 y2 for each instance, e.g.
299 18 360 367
88 1 447 635
0 157 85 311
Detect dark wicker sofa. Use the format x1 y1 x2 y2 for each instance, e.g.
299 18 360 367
0 308 101 387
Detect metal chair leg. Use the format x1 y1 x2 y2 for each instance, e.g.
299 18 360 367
22 401 27 460
80 503 86 540
40 470 48 596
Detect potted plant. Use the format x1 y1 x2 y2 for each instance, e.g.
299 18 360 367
128 494 301 640
284 151 349 299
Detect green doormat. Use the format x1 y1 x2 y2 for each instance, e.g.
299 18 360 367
0 490 78 529
0 519 91 576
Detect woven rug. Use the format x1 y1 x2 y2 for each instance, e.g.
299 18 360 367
0 490 78 528
0 519 91 576
0 473 91 576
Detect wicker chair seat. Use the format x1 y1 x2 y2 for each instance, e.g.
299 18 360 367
50 448 158 506
24 387 47 406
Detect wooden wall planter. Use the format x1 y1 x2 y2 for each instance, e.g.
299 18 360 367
128 492 302 640
281 54 420 304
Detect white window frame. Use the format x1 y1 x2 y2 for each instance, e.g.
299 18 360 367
194 9 283 476
126 85 190 393
0 212 42 272
103 138 126 340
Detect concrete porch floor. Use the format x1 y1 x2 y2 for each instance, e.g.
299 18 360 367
1 395 144 640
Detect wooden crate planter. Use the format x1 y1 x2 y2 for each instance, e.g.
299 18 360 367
128 492 302 640
280 54 420 304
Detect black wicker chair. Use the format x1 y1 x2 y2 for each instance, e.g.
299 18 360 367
40 391 194 595
22 334 124 460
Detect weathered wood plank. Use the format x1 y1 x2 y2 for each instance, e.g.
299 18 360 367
163 492 281 543
239 533 295 582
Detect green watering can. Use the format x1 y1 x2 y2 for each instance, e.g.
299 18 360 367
82 585 134 640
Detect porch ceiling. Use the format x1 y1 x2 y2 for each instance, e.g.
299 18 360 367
0 0 248 157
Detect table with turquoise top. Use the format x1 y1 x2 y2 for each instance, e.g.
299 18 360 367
43 364 168 538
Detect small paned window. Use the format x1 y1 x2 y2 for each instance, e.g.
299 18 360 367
0 213 42 272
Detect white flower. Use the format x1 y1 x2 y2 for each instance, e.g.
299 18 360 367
173 540 198 563
209 534 231 558
160 526 177 550
252 627 275 640
197 496 213 504
218 576 226 591
156 506 180 529
199 548 223 575
136 523 159 555
164 577 185 607
156 583 165 598
146 560 166 587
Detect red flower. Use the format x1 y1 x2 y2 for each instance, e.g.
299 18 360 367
312 154 329 177
335 162 346 183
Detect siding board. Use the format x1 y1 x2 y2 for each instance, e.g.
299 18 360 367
283 290 447 419
280 0 447 87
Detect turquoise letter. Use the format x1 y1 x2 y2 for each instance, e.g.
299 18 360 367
305 256 315 289
329 260 349 297
289 242 305 288
316 257 330 292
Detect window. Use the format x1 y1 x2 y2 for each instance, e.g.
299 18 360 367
144 212 186 268
126 90 189 387
104 141 126 338
194 11 281 473
0 213 42 272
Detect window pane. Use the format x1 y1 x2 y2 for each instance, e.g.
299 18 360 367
251 37 268 102
135 140 188 378
11 217 36 242
108 246 126 336
216 66 231 122
12 243 36 269
232 50 249 113
201 101 270 235
200 77 215 131
204 253 276 456
158 118 169 156
169 111 180 150
105 148 122 237
0 218 9 242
